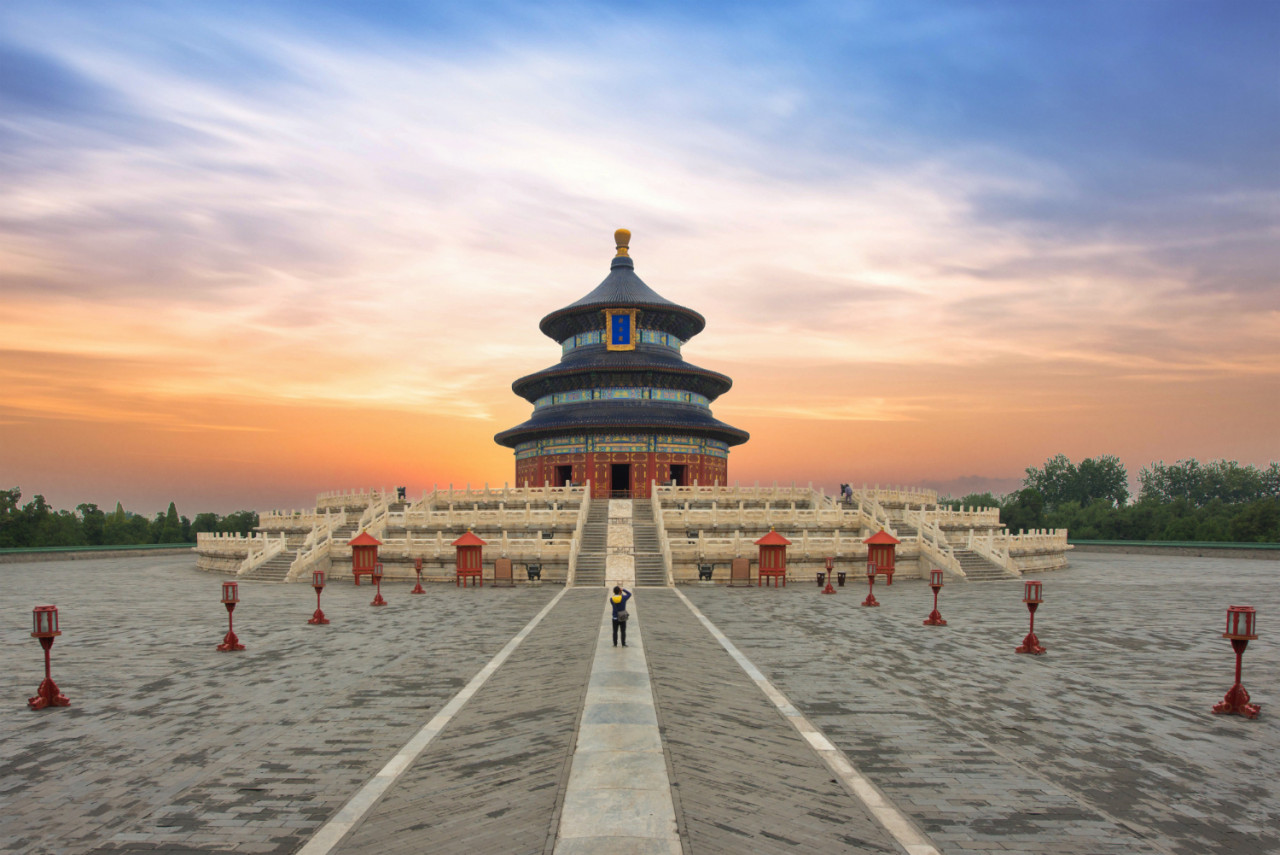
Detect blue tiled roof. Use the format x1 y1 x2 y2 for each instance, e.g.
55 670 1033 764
511 348 734 402
539 256 706 342
494 401 749 448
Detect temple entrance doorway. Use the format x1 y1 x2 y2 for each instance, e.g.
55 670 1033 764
669 464 687 487
610 463 631 498
555 465 573 487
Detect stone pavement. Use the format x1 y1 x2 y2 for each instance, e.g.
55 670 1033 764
0 553 1276 854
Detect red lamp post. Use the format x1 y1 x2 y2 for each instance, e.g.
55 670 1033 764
923 568 947 626
411 557 426 594
1015 580 1046 654
308 569 330 625
1212 605 1261 719
28 605 70 710
821 557 836 594
370 563 387 607
862 562 880 607
217 581 246 651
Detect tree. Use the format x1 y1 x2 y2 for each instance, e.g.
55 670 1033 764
77 503 106 546
1024 454 1129 509
159 502 183 544
0 487 23 548
1024 454 1077 509
191 512 221 534
1139 459 1273 506
1076 456 1129 507
1001 488 1045 533
1229 499 1280 543
217 510 259 536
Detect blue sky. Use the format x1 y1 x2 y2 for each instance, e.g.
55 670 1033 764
0 0 1276 512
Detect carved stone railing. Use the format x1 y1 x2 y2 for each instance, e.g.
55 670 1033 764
316 487 392 511
423 484 586 506
196 532 278 554
650 483 674 585
285 511 349 582
234 532 288 576
965 529 1017 575
1006 529 1071 551
566 482 591 586
856 484 939 506
930 506 1004 527
399 506 582 530
258 509 333 531
859 492 900 539
902 507 966 578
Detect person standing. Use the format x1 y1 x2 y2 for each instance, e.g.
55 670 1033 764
610 585 632 647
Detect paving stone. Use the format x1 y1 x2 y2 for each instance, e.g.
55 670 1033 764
640 589 902 855
1 557 560 855
4 553 1278 855
681 552 1280 855
333 589 600 855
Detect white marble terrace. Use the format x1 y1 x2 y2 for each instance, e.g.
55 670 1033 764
195 481 1071 584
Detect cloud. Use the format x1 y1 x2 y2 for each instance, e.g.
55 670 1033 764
0 1 1276 511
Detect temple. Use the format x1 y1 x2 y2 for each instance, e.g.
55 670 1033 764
494 229 748 499
195 229 1072 586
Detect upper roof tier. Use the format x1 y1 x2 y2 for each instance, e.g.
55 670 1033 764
538 230 707 342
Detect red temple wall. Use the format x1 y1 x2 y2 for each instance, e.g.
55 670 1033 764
515 452 727 498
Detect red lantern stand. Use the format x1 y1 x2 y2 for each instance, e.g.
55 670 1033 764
349 531 382 585
28 605 70 710
411 557 426 594
308 569 330 624
923 568 947 626
454 531 487 587
217 581 246 651
821 556 836 594
370 563 387 606
1213 605 1261 719
755 530 790 587
862 562 880 607
1015 580 1046 654
863 529 900 585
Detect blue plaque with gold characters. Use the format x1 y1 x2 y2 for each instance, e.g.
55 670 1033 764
605 309 637 351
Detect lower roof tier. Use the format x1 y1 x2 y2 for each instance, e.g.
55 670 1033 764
512 351 733 402
494 400 749 449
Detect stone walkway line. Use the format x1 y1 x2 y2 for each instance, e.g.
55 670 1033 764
673 588 941 855
554 598 680 855
297 587 570 855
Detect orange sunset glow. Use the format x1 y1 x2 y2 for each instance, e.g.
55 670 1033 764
1 3 1276 515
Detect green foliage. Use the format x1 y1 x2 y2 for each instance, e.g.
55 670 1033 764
1023 454 1129 509
1003 455 1278 542
1138 459 1277 506
0 490 259 549
939 492 1002 510
1000 488 1045 534
217 510 259 536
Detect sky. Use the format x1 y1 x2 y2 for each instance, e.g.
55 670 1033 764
1 0 1277 516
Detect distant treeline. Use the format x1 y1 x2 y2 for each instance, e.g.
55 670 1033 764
948 456 1280 543
0 488 259 549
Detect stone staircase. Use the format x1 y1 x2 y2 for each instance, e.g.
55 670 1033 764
334 521 361 542
955 548 1014 582
241 550 294 582
632 503 667 587
573 502 609 586
891 520 918 539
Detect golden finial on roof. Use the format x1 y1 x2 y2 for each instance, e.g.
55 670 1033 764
614 228 631 257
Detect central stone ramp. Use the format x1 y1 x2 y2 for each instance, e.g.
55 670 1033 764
641 590 902 854
554 599 679 853
332 589 600 855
